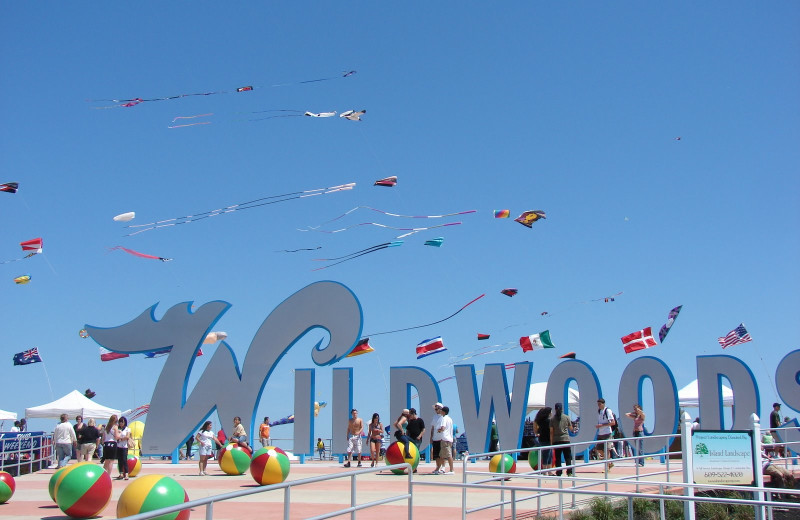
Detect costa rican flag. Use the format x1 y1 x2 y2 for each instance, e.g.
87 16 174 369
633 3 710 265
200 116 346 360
416 336 447 359
99 347 130 362
621 327 657 354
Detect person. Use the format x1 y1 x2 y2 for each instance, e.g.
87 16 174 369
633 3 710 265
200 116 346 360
79 418 100 463
101 415 118 475
762 449 796 498
184 436 194 460
770 403 784 456
10 421 20 432
429 403 444 473
230 416 249 449
625 404 646 466
115 417 131 480
534 407 553 472
405 408 426 465
550 402 576 476
344 409 363 468
393 409 412 458
368 413 384 467
436 406 455 474
593 398 617 470
317 438 326 460
19 418 26 432
196 420 223 475
73 415 85 461
54 413 77 468
489 420 500 452
259 417 271 448
692 417 701 431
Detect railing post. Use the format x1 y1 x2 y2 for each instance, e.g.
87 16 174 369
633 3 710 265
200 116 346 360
627 496 633 520
350 474 357 520
407 464 413 520
557 475 564 520
205 501 213 520
681 411 696 520
462 453 468 520
284 486 291 520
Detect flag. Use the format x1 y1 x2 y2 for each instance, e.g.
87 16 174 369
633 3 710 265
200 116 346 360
501 288 518 297
20 237 43 254
347 338 374 357
416 336 447 359
658 305 683 343
144 347 203 358
100 347 130 362
0 182 19 194
718 323 752 349
477 333 490 340
621 327 657 354
520 330 555 352
13 347 42 365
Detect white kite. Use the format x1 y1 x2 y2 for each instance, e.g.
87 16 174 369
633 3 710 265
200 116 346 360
340 109 366 121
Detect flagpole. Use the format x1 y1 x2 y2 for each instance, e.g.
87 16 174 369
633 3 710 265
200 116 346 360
40 361 55 400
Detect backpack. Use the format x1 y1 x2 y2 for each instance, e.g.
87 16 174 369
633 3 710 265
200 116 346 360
605 408 618 431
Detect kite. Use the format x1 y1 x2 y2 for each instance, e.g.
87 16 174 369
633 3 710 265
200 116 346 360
501 288 518 297
89 71 357 109
244 109 337 122
340 109 366 121
416 337 447 359
658 305 683 343
674 137 682 141
347 338 374 357
621 327 657 354
113 212 135 222
520 330 555 352
0 182 18 194
203 331 228 344
494 210 510 219
84 389 96 399
269 415 295 427
302 220 462 239
314 401 327 417
304 111 337 118
108 246 172 262
13 275 31 285
424 238 444 247
374 176 397 187
515 210 546 228
167 113 213 128
305 205 477 228
275 246 322 253
79 329 89 338
124 182 355 236
312 241 402 271
718 323 752 349
146 347 203 359
559 352 577 359
120 404 150 421
590 292 623 303
366 294 486 337
477 333 490 340
541 312 549 316
1 238 43 264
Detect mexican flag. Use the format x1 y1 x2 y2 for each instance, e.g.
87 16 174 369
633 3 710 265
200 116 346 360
520 330 555 352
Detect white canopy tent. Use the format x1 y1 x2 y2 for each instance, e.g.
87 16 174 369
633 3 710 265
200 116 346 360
678 379 734 408
0 409 17 421
25 390 121 421
524 382 580 416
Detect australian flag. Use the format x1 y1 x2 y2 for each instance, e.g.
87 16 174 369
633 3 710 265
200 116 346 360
13 347 42 365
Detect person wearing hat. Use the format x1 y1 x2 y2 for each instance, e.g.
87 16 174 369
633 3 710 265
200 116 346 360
429 403 444 473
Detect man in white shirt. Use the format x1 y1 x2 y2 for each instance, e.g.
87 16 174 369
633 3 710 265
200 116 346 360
54 413 77 468
436 406 455 474
593 398 616 470
429 402 444 473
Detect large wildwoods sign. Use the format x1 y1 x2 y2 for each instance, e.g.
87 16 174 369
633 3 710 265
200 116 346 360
87 281 800 457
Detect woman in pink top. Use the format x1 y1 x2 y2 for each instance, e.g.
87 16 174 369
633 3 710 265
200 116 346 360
625 404 646 466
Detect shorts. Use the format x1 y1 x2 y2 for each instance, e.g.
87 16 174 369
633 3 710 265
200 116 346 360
370 438 382 445
431 440 441 460
102 442 117 461
199 445 213 457
439 441 453 460
347 435 362 454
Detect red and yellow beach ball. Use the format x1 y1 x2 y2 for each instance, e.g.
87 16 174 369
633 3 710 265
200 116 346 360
249 446 291 485
490 453 516 474
384 441 419 475
117 474 189 520
127 455 142 477
53 462 112 518
217 443 252 475
0 471 15 504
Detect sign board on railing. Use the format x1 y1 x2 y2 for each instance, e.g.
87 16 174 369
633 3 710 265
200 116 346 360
691 430 756 486
0 432 46 453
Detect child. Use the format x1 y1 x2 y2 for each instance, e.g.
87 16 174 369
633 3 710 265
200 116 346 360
317 438 326 460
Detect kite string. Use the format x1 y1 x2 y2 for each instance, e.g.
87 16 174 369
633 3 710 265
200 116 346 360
365 294 486 337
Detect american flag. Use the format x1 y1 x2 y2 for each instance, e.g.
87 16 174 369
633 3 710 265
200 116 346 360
718 323 752 349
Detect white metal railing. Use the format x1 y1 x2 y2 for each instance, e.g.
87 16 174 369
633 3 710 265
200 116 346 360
117 462 412 520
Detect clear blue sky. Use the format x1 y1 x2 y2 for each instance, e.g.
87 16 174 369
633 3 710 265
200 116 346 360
1 3 798 441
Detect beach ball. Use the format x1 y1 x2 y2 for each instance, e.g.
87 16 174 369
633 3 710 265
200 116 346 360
49 466 68 502
127 455 142 477
528 449 539 470
0 471 15 504
217 443 252 475
489 453 516 474
117 474 189 520
249 446 290 485
384 441 419 475
54 462 112 518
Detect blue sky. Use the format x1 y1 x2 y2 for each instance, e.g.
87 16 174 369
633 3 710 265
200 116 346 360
1 3 798 442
